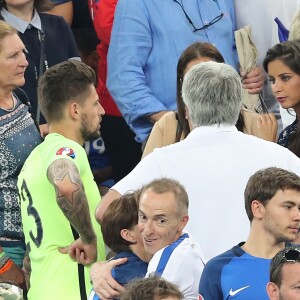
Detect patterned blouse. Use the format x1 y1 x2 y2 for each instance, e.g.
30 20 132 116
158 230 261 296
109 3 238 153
0 97 41 240
277 120 298 148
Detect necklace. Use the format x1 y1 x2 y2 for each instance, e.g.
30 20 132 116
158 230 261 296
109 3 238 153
0 94 16 112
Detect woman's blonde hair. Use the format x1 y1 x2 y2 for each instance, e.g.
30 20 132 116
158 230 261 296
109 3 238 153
0 20 17 52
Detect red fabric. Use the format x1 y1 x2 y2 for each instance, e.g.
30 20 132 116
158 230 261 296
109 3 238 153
89 0 121 116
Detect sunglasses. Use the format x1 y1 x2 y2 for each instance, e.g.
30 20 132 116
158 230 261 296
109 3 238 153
271 248 300 277
173 0 224 32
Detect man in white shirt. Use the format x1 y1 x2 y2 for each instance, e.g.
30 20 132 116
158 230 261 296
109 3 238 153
97 62 300 264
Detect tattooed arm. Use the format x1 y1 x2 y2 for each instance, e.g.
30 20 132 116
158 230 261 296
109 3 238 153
47 158 97 265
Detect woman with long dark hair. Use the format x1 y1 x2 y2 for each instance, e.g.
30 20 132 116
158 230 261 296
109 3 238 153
264 40 300 158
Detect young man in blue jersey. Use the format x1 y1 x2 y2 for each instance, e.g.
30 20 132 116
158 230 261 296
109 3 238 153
267 246 300 300
199 167 300 300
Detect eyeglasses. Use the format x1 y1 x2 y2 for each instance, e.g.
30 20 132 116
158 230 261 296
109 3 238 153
173 0 224 32
271 248 300 277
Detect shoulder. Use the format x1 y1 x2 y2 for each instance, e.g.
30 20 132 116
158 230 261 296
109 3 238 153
204 246 243 274
39 13 70 30
39 12 65 23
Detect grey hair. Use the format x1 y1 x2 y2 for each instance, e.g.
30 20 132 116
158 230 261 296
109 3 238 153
182 61 242 127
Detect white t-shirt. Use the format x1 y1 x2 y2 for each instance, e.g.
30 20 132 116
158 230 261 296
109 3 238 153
113 125 300 260
146 234 205 300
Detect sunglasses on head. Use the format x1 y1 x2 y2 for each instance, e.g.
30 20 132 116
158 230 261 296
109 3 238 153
271 248 300 277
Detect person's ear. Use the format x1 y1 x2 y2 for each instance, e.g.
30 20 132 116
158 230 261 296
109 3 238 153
266 282 280 300
120 229 136 243
178 215 189 232
251 200 264 220
69 102 80 120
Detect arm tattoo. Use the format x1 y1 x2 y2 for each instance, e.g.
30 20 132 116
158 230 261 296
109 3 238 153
47 158 96 244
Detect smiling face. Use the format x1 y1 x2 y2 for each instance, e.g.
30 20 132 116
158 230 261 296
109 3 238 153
261 189 300 243
268 59 300 115
138 189 188 256
0 33 28 91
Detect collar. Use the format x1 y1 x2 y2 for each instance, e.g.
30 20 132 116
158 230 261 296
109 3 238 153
1 8 42 33
187 124 238 139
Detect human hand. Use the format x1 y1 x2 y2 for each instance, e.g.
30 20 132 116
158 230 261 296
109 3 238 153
256 113 278 142
241 66 265 94
59 238 97 265
90 258 127 299
0 260 26 291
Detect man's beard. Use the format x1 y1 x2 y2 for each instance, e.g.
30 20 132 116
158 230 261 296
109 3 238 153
80 113 100 142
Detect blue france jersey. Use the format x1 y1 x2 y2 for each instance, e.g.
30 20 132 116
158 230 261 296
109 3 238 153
199 243 271 300
88 251 148 300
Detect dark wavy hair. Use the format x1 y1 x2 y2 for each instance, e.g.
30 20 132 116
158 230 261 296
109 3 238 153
176 42 225 141
263 40 300 157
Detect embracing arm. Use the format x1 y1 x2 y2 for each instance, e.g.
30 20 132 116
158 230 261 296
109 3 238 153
47 158 97 264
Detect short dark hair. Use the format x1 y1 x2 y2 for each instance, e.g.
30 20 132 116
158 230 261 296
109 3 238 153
37 60 96 123
269 246 300 286
244 167 300 221
101 193 139 253
139 178 189 216
121 276 183 300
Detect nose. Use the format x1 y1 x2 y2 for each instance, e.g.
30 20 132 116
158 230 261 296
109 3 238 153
97 101 105 116
143 220 154 236
20 52 29 68
271 79 282 95
292 207 300 222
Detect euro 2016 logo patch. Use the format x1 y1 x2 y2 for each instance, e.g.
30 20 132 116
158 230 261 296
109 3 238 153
56 147 76 159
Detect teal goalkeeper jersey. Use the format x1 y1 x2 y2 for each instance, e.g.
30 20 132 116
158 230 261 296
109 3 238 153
18 133 105 300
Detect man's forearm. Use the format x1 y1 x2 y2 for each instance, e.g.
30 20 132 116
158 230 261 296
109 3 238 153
47 158 96 244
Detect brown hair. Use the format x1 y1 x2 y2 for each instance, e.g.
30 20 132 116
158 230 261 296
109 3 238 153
101 193 139 253
121 276 183 300
38 60 96 123
244 167 300 221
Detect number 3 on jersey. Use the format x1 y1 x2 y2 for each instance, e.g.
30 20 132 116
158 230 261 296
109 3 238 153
19 179 43 247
